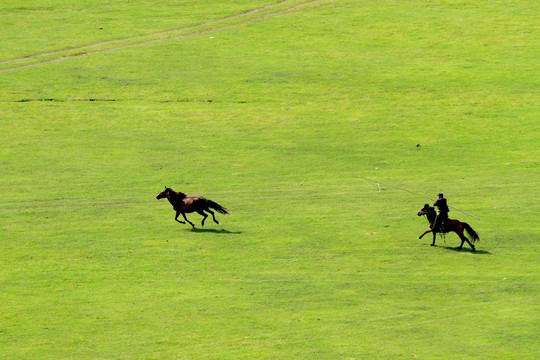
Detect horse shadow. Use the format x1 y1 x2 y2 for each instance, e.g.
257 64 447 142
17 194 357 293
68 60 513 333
189 228 242 235
436 245 491 255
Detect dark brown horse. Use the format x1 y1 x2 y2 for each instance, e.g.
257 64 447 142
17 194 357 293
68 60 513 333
156 187 229 228
417 204 479 251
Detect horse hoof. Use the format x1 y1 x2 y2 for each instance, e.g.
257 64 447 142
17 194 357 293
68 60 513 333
430 244 435 247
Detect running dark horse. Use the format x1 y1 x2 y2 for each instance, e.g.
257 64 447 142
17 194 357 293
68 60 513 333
156 187 229 228
417 204 479 251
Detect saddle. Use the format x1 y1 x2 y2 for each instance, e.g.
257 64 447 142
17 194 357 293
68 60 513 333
432 217 448 233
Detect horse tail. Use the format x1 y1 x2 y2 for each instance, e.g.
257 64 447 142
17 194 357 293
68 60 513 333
207 200 229 215
463 222 479 242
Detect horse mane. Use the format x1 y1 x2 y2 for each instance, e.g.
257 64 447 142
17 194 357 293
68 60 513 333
420 205 436 221
165 188 186 199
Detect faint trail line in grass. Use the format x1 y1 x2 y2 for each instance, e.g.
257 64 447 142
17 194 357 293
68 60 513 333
3 178 537 211
0 190 378 212
0 0 331 73
0 0 290 66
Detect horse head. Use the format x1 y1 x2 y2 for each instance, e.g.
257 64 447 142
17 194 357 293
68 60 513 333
156 187 172 200
417 204 432 216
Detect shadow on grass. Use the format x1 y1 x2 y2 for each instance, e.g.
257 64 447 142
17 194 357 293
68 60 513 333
189 228 242 235
435 245 491 255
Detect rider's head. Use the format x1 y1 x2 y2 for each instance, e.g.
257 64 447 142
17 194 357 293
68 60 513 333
437 193 444 198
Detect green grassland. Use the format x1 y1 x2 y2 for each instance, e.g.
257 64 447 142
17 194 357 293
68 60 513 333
1 0 538 358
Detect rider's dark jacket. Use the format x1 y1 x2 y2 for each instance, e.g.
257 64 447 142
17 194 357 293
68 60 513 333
433 198 449 215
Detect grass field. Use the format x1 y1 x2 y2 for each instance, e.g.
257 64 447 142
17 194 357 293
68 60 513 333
1 0 538 359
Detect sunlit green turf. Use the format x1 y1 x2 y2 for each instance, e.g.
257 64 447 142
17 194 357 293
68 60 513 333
1 0 538 359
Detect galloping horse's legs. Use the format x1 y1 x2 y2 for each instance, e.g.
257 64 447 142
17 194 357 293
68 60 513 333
175 211 186 224
457 232 465 249
206 209 219 224
181 213 195 228
457 232 475 251
197 210 208 226
418 229 432 239
417 227 439 246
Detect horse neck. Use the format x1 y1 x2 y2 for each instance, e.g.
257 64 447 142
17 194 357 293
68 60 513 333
167 190 186 205
425 209 436 223
176 192 187 199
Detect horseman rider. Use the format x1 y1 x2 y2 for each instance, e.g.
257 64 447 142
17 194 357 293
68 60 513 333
433 193 449 232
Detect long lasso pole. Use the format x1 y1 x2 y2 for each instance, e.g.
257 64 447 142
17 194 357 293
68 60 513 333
358 177 480 220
